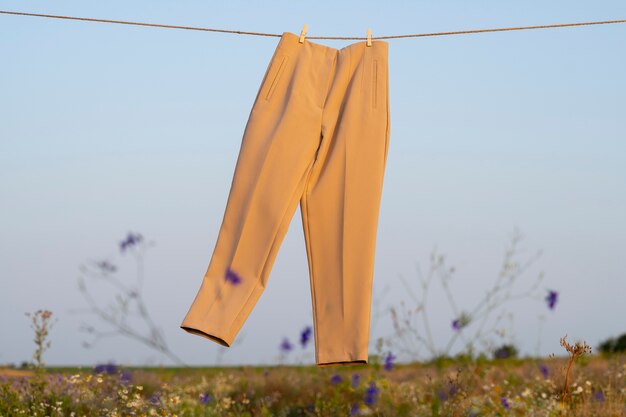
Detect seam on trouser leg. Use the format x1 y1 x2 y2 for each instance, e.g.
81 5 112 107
302 173 318 363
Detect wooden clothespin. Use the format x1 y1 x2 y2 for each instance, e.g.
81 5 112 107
299 24 308 43
366 28 372 47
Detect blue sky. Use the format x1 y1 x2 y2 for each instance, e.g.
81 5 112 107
1 0 625 367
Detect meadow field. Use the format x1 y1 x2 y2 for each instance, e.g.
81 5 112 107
1 352 625 417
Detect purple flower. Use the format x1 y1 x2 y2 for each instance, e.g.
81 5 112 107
149 393 161 406
93 362 117 374
330 373 342 384
364 381 379 406
225 267 242 285
500 396 511 410
437 382 457 402
300 326 312 348
279 337 293 352
120 232 143 253
438 387 449 402
452 313 471 331
199 392 212 404
594 390 605 402
539 363 549 378
545 290 558 310
383 351 396 371
351 373 361 388
448 382 458 397
119 370 132 385
350 402 360 415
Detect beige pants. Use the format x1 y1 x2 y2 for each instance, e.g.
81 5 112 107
180 31 390 367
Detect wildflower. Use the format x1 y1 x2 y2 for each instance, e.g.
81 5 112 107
225 267 242 285
351 373 360 388
500 396 511 410
364 381 379 406
545 290 558 310
221 396 233 409
279 337 293 352
438 387 449 402
300 326 312 348
383 351 396 371
593 390 605 402
120 232 143 253
149 393 161 406
451 312 471 331
539 363 549 378
350 402 360 415
94 362 118 374
119 370 132 385
330 373 342 384
199 392 212 404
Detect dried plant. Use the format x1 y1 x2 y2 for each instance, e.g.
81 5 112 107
559 334 592 412
24 309 57 372
384 227 550 362
69 232 187 366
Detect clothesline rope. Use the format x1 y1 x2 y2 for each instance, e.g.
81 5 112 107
1 9 626 40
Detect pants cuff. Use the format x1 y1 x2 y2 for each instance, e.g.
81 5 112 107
316 359 368 367
316 352 369 367
179 320 235 347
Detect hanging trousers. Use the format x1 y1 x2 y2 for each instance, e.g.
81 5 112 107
180 31 390 367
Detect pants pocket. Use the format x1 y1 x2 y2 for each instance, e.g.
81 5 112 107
265 55 289 101
372 59 378 109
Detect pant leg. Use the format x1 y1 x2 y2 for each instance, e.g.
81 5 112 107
300 40 390 366
180 33 337 346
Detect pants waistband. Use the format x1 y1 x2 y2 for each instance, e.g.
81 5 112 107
278 31 389 55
